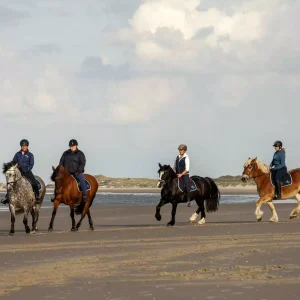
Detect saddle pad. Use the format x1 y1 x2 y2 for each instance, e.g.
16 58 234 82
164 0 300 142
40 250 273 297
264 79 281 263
36 179 42 192
178 178 197 193
270 172 292 187
72 176 91 192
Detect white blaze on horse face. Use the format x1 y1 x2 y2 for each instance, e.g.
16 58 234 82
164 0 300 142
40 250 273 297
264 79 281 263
157 171 165 187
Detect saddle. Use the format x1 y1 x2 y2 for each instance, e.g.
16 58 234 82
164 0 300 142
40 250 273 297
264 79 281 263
178 178 197 193
23 177 42 191
270 172 292 187
71 176 91 192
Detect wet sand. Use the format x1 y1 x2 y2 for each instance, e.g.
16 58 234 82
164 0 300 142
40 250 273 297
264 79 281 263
0 203 300 299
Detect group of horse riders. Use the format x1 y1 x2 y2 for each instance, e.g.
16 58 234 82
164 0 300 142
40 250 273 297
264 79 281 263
1 139 287 205
1 139 88 205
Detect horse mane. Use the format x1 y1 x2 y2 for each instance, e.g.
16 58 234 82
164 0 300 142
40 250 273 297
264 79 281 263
51 165 71 181
2 161 17 174
244 158 269 174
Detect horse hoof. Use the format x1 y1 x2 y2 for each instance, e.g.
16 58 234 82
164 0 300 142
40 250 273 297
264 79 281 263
71 228 76 232
269 217 278 223
89 227 94 231
257 217 262 222
289 215 297 220
197 218 206 225
9 232 14 236
167 222 175 227
75 227 79 231
48 227 53 232
155 214 162 221
31 230 36 235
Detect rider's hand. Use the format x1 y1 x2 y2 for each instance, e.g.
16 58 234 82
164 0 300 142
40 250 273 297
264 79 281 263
177 174 182 178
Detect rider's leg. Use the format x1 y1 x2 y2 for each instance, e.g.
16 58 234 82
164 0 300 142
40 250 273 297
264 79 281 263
182 174 191 207
1 193 8 205
23 171 40 203
76 173 87 203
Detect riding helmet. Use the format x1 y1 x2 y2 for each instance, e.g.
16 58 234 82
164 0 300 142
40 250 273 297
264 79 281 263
273 141 282 147
178 144 187 151
69 139 78 147
20 139 29 146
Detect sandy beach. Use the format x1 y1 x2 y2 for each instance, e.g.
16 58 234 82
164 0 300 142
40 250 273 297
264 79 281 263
0 202 300 299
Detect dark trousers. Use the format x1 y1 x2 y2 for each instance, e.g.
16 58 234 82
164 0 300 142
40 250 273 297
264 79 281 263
272 167 287 182
23 171 39 197
182 174 191 199
76 173 87 196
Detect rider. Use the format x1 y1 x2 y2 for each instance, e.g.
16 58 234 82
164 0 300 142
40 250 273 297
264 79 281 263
1 139 40 205
59 139 88 203
270 141 287 199
173 144 191 207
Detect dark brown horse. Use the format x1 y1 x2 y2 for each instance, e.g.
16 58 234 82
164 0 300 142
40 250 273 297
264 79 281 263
156 164 220 226
49 165 98 231
242 157 300 222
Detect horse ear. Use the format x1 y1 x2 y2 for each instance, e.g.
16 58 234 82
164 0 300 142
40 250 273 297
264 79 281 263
253 157 257 162
52 166 55 171
158 163 162 168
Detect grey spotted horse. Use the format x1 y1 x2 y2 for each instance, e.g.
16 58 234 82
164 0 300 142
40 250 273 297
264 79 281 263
2 161 46 235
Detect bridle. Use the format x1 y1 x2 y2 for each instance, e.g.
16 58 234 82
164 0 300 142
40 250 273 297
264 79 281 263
243 166 270 180
6 173 23 186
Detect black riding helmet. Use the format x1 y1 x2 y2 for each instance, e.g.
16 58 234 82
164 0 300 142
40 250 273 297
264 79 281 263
20 139 29 146
273 141 282 147
69 139 78 147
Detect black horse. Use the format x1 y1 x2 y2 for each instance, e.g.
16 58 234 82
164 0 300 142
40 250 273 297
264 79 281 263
156 164 220 226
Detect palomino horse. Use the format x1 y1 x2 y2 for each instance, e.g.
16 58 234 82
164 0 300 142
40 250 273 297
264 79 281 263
242 157 300 222
2 161 46 235
49 165 98 231
156 164 220 226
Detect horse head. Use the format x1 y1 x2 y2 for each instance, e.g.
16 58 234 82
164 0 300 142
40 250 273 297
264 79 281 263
157 163 175 188
241 157 270 183
2 161 21 184
51 165 68 194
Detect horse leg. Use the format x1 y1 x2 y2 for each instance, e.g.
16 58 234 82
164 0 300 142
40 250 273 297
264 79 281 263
23 211 31 234
255 195 272 221
75 203 89 231
266 201 279 223
87 209 94 231
189 197 202 223
289 193 300 219
8 204 15 236
48 200 60 232
70 204 76 231
30 207 38 234
195 198 206 225
167 203 178 226
155 198 168 221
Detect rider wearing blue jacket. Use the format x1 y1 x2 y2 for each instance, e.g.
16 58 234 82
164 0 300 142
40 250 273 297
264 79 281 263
270 141 287 199
1 139 40 204
174 144 191 207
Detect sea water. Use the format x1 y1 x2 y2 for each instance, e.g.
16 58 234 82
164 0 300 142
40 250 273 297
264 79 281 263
0 192 296 212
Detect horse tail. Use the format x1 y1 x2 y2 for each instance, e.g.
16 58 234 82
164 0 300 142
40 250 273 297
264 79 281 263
204 177 220 213
74 194 95 215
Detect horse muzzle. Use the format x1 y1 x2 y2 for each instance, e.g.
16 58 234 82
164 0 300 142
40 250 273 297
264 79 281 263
157 180 165 188
241 175 249 183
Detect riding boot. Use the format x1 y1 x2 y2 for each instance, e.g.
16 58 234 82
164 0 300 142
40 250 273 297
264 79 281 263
82 195 88 204
276 180 282 199
186 189 191 207
0 194 8 205
33 186 40 204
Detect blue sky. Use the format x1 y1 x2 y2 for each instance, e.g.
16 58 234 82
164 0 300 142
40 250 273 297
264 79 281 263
0 0 299 183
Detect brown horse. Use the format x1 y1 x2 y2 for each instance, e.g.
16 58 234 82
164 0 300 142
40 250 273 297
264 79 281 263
49 165 99 231
241 157 300 222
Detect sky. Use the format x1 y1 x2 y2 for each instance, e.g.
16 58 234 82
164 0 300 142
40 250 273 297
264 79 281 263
0 0 299 184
